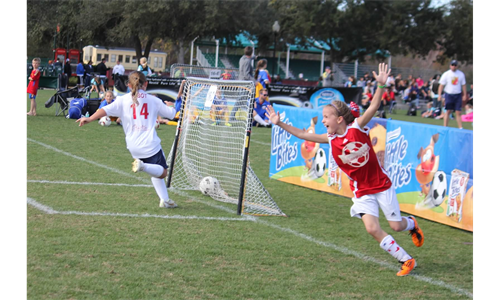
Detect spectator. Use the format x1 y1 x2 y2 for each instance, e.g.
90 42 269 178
275 75 282 84
174 67 185 78
464 103 473 114
385 74 395 87
357 77 366 89
298 73 304 80
467 83 473 106
112 60 125 79
430 74 441 108
394 74 402 92
27 57 41 116
158 71 163 77
317 76 323 87
397 79 407 94
76 60 85 91
438 60 467 128
231 46 257 122
421 102 435 118
322 66 334 87
138 57 152 76
98 90 122 125
90 75 106 97
238 46 256 81
382 86 395 109
54 58 63 71
96 58 109 76
64 58 72 75
252 88 271 127
345 76 357 87
222 69 232 80
96 58 110 88
415 76 424 88
255 59 270 89
84 60 94 88
409 81 420 107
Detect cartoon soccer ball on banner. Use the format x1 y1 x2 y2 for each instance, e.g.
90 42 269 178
430 171 447 207
313 148 327 178
199 176 220 195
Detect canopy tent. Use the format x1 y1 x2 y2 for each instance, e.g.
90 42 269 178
193 32 390 79
194 33 338 78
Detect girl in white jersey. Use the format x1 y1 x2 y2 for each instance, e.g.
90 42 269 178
77 71 179 208
265 63 424 277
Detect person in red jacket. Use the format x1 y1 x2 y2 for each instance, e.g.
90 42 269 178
27 57 41 116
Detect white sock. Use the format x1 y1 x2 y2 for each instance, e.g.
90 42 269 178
142 163 164 178
380 235 412 263
403 216 415 231
254 114 269 126
151 177 169 201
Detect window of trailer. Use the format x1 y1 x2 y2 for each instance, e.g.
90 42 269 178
111 54 116 63
118 55 123 63
132 56 137 64
125 55 130 63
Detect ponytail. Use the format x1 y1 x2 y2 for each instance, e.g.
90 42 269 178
128 71 147 106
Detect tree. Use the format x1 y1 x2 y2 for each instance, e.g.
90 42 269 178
438 0 473 64
271 0 446 67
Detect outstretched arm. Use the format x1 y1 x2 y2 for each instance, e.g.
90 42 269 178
76 108 107 127
265 105 328 144
357 63 390 128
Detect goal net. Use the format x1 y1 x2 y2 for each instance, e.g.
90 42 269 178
166 77 286 217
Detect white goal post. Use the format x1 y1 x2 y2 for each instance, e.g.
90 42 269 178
166 77 286 217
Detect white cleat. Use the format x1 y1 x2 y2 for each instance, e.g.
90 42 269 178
159 199 178 208
131 159 145 173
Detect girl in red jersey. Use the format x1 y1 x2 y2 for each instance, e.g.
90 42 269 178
265 63 424 277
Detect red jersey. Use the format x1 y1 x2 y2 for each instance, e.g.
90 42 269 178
328 119 392 198
27 69 41 95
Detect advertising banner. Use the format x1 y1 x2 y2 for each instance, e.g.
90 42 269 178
384 120 473 231
269 105 473 231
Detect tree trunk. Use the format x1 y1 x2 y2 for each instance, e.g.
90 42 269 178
177 40 185 64
133 35 143 66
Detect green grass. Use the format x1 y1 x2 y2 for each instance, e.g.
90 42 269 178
27 89 473 299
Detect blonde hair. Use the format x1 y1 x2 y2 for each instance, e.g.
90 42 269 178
104 90 114 98
325 100 355 125
128 71 147 105
140 57 148 65
32 57 41 63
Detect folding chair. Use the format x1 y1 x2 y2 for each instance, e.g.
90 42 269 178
51 86 80 117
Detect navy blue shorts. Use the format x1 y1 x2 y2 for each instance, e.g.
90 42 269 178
139 149 168 169
444 93 462 112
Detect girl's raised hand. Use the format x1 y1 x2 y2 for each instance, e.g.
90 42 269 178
372 63 391 86
265 105 280 125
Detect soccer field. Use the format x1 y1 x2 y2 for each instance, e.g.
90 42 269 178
26 90 472 299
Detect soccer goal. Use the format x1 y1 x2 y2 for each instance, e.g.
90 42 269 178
166 77 286 217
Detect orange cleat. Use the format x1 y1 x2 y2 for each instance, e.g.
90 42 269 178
397 258 416 276
409 216 424 247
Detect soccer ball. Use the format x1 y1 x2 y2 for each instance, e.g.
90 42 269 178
99 116 111 126
155 119 160 129
199 176 220 195
430 171 447 207
313 148 327 178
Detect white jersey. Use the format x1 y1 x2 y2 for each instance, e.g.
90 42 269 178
103 89 176 158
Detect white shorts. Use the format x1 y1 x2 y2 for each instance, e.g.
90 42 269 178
350 185 402 221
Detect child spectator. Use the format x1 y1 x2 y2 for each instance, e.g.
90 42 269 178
27 57 41 116
138 57 152 76
98 91 121 125
90 75 106 98
421 102 435 118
